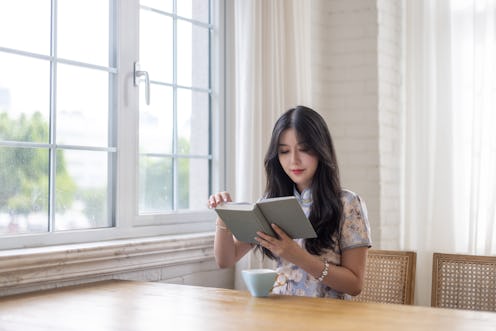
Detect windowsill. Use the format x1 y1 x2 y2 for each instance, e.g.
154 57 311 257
0 232 216 296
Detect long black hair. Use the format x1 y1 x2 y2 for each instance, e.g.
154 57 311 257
260 105 343 259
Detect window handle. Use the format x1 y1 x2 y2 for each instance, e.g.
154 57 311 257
134 61 150 105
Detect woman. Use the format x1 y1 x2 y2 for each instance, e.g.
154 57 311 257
209 105 371 298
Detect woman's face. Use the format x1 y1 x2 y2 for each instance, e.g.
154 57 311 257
277 128 319 193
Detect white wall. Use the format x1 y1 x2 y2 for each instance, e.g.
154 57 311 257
377 0 403 249
311 0 403 250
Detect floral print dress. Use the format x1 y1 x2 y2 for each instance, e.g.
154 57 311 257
271 187 372 299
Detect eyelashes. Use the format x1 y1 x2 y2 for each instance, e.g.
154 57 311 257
278 148 311 155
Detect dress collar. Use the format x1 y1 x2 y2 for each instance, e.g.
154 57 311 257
293 186 312 204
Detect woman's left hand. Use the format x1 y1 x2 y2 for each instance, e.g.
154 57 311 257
255 224 302 261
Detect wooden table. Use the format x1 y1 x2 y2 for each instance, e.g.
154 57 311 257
1 280 495 331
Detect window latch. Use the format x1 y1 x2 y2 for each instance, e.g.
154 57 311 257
133 61 150 105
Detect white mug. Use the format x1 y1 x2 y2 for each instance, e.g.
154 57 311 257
241 269 286 297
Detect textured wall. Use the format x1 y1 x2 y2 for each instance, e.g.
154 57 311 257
310 0 403 249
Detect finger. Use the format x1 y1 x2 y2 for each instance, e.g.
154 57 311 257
212 193 225 205
208 194 222 208
271 224 289 239
254 235 272 249
220 191 231 203
208 195 217 208
256 231 275 242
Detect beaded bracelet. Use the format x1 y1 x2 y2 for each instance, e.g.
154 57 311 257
317 259 329 282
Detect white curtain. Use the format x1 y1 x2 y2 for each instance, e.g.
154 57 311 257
232 0 313 289
403 0 496 306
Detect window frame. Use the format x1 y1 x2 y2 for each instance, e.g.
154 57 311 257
0 0 226 250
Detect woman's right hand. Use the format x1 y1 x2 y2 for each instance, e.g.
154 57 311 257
210 191 253 268
208 191 232 209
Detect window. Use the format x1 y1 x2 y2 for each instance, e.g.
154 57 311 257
138 1 212 213
0 0 225 249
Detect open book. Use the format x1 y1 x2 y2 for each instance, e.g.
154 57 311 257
214 196 317 243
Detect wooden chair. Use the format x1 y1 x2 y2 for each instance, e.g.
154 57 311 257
350 249 416 305
431 252 496 311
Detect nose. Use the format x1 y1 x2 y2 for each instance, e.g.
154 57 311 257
290 150 300 164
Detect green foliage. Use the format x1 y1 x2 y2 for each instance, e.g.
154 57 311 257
79 187 107 227
0 111 48 142
0 111 76 216
138 137 191 211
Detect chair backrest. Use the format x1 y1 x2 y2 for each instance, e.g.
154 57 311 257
431 252 496 311
351 249 416 305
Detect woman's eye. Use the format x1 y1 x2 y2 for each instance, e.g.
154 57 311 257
278 150 289 154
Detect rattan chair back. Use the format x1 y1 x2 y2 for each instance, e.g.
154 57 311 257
431 252 496 311
351 249 416 305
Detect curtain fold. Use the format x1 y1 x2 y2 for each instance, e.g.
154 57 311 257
458 0 496 254
232 0 312 289
403 0 496 306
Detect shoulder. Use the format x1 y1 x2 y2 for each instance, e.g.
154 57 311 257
340 189 368 220
340 189 364 204
337 189 372 248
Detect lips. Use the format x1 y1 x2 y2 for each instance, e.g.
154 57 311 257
291 169 304 175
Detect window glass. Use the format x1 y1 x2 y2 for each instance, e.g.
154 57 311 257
177 21 209 88
138 0 213 215
0 0 50 55
177 158 209 210
140 9 173 84
139 156 173 212
58 0 109 66
177 0 210 23
54 150 110 230
139 85 174 155
56 64 109 147
0 53 50 143
140 0 172 13
0 147 49 235
0 0 222 246
177 88 209 155
0 0 114 237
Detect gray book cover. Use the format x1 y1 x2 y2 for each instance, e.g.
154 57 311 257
214 196 317 243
